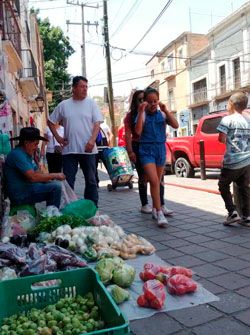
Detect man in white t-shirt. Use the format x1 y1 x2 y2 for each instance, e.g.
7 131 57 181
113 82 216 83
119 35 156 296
48 76 103 206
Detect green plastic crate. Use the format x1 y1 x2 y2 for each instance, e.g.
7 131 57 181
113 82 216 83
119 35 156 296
0 267 129 335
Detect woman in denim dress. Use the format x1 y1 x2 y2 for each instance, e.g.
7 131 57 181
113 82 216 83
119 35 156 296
135 88 178 227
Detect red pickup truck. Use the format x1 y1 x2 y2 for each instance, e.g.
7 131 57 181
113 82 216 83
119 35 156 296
166 112 227 177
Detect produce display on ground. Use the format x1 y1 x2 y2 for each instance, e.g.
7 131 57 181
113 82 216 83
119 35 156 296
0 203 206 328
137 262 198 309
0 243 86 278
95 257 136 288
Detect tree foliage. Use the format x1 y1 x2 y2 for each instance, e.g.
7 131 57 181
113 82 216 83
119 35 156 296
34 12 74 111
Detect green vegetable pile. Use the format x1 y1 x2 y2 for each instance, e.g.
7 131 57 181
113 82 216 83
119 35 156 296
33 215 88 234
0 293 104 335
109 285 130 305
95 256 135 288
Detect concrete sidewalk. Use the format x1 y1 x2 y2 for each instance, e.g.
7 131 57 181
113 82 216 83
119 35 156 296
75 168 250 335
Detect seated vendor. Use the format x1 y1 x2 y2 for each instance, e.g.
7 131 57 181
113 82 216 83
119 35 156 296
4 127 65 209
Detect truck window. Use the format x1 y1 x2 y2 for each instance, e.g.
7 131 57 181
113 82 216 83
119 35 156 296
201 117 222 134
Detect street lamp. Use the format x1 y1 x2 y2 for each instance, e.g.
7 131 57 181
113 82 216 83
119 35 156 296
35 96 44 113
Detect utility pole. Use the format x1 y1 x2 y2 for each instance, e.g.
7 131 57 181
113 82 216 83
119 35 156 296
103 0 116 146
188 7 192 32
66 1 98 77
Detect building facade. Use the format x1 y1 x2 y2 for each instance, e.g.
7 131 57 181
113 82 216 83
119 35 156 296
188 2 250 134
146 32 208 137
0 0 48 138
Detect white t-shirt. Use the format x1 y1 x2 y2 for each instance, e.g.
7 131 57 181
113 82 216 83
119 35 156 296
49 97 103 154
44 126 64 153
101 122 110 139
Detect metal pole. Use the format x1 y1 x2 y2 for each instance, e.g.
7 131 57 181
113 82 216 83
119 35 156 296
81 4 86 77
66 1 98 77
199 140 206 180
103 0 116 146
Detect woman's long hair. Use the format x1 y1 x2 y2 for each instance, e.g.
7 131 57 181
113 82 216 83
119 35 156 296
129 90 144 131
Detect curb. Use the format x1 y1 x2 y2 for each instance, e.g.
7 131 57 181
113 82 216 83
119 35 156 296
164 182 220 195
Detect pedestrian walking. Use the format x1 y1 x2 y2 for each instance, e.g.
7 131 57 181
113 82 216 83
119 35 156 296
135 87 178 227
124 90 174 216
4 127 65 209
48 76 103 206
118 120 126 147
95 121 113 187
40 123 64 173
217 91 250 226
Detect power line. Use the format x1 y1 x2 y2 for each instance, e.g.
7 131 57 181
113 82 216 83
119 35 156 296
129 0 174 53
110 0 142 39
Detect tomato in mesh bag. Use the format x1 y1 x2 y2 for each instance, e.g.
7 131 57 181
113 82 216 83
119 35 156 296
143 263 161 273
170 266 193 278
167 274 197 295
139 263 161 282
139 270 156 281
143 279 166 309
137 294 150 308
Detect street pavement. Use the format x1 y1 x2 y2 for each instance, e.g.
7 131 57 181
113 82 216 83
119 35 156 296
75 168 250 335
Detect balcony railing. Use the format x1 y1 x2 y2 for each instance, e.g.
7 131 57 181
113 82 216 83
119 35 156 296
20 49 38 87
192 88 207 104
0 0 21 58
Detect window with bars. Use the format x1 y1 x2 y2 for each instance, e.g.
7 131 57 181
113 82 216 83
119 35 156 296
219 65 226 94
233 58 241 89
167 54 174 71
193 78 207 104
161 62 165 72
168 89 175 110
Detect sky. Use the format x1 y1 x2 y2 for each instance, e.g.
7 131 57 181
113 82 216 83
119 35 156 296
30 0 249 98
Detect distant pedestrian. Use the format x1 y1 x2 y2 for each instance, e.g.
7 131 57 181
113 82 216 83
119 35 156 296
217 91 250 226
124 90 174 216
135 87 178 227
48 76 103 206
118 120 126 147
41 123 64 173
95 121 113 187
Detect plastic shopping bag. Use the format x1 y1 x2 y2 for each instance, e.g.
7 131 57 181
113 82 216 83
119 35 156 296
137 279 166 309
60 180 78 209
167 274 197 295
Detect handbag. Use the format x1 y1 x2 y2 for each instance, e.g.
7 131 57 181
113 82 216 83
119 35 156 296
96 128 108 147
54 145 62 154
53 136 62 154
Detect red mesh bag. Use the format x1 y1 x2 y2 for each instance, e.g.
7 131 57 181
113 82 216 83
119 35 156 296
141 279 166 309
170 266 193 278
139 263 160 281
167 274 197 295
140 263 172 282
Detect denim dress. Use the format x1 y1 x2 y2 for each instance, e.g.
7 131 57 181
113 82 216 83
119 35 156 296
139 110 166 166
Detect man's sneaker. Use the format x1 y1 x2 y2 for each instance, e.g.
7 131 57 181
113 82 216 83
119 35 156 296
161 206 174 216
239 216 250 227
141 204 152 214
152 208 157 220
223 210 241 226
157 211 168 228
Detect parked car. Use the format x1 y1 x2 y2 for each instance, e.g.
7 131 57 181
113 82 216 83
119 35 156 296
166 112 227 177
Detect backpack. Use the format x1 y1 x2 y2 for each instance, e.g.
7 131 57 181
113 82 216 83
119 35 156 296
96 128 108 147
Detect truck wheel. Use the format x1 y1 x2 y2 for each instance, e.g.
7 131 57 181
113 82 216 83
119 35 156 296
174 157 195 178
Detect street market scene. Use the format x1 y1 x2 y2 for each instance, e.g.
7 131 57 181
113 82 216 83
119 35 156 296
0 0 250 335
